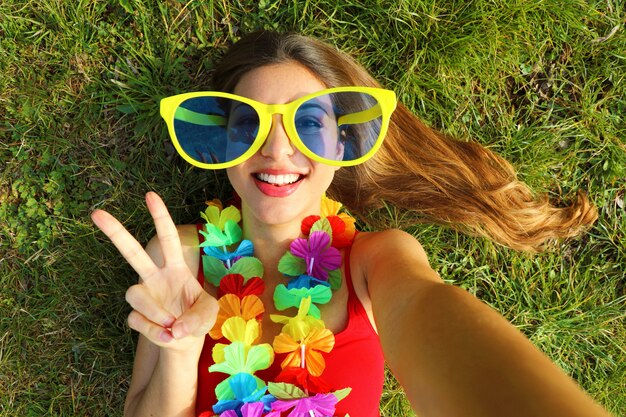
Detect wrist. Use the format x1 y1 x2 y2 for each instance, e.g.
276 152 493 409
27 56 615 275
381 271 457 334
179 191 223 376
159 335 205 363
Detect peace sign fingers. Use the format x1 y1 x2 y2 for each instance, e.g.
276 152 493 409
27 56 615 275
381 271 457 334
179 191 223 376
91 207 161 282
144 192 186 268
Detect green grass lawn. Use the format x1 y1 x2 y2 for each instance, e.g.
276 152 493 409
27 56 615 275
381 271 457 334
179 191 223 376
1 1 624 416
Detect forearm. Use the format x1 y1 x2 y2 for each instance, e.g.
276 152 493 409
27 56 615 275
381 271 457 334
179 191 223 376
125 347 200 417
374 281 612 417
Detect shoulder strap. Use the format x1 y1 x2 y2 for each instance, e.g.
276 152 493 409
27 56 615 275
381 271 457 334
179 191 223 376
343 231 358 297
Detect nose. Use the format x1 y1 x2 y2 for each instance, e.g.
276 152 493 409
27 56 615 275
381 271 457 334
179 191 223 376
259 114 296 160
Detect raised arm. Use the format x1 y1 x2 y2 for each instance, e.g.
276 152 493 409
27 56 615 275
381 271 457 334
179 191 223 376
91 192 218 417
363 229 612 417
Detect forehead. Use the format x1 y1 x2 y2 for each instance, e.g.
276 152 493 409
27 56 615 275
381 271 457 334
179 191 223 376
233 62 328 104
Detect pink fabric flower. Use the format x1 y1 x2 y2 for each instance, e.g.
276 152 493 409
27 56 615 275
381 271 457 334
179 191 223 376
269 393 338 417
219 401 265 417
289 232 341 280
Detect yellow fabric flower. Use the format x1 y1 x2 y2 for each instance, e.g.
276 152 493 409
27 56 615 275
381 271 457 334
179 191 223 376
270 297 325 341
273 327 335 376
320 195 342 217
212 317 266 363
202 203 241 231
223 316 261 344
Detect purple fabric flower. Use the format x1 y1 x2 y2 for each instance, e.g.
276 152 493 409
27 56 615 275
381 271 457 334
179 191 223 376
268 393 338 417
220 401 265 417
289 231 341 280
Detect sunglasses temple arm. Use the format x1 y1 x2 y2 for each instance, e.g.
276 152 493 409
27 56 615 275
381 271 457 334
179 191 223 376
174 107 227 126
337 103 383 126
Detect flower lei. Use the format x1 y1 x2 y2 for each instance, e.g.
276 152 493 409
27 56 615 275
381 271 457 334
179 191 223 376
198 196 357 417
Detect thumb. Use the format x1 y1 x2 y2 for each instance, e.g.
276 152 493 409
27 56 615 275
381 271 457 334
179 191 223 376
171 292 219 339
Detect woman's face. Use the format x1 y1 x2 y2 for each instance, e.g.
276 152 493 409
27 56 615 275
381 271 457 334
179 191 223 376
226 62 341 229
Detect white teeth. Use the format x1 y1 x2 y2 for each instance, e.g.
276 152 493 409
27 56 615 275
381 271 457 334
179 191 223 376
256 173 301 185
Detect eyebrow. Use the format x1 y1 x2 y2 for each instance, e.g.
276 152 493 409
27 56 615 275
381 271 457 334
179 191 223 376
298 101 331 116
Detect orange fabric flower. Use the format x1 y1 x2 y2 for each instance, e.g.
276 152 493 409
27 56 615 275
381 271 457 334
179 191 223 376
209 294 264 340
273 328 335 376
205 199 223 210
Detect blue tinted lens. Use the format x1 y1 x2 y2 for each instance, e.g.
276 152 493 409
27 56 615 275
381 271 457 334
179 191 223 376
295 92 382 161
173 96 259 164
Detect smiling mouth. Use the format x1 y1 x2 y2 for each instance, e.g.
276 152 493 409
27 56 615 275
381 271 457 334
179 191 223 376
254 173 303 186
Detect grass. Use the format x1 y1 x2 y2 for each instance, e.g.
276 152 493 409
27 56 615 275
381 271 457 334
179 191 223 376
1 0 624 416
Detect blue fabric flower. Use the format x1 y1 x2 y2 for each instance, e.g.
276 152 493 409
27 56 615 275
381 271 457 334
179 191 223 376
286 274 330 290
213 373 270 414
204 240 254 263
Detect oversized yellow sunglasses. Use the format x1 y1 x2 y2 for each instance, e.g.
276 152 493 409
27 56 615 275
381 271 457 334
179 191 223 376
159 87 397 169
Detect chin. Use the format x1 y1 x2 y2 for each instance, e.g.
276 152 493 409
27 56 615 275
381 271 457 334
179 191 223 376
243 196 318 228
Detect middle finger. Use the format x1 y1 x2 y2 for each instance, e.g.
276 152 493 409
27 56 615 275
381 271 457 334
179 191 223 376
145 192 186 267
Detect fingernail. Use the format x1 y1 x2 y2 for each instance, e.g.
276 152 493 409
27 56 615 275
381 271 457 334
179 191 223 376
163 316 176 328
159 330 173 343
172 321 188 339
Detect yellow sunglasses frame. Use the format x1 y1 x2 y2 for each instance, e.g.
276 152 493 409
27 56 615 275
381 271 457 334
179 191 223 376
159 86 397 169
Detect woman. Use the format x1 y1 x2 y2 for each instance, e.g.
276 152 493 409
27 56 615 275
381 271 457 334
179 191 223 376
91 31 611 417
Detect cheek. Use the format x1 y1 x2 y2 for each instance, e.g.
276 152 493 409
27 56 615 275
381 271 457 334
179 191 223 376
317 165 339 189
226 167 247 192
336 141 345 159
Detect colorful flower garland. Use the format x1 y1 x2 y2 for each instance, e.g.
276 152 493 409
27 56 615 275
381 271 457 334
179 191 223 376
198 196 357 417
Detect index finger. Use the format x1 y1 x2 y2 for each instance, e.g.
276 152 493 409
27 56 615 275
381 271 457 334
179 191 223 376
91 209 160 281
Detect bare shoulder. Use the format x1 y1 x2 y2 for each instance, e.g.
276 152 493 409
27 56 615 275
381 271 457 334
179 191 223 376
353 229 431 266
352 229 441 286
144 224 200 276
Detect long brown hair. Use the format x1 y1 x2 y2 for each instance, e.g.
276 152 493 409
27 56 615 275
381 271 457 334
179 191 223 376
210 30 597 251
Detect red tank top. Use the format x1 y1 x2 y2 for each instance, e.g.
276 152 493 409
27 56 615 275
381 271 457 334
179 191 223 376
195 225 385 416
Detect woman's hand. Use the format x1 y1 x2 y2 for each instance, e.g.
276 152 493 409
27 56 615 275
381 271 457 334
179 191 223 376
91 192 218 351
